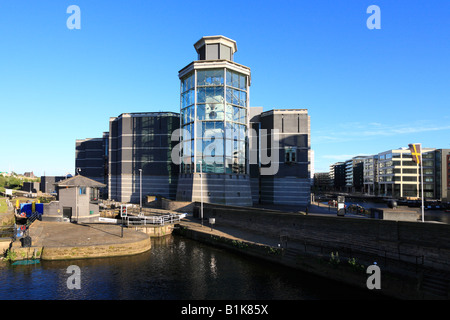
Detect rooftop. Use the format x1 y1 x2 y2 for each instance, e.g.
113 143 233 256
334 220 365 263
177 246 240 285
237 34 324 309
56 175 106 188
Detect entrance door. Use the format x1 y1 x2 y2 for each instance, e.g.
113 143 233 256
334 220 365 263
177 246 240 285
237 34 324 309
63 207 72 221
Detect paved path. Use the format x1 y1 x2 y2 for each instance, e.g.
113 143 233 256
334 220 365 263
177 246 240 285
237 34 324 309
29 220 148 247
179 217 284 248
16 220 152 260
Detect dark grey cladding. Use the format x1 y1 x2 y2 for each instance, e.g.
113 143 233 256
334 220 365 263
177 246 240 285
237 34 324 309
108 112 180 203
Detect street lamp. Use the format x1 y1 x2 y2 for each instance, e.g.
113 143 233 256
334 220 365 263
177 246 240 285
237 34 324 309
139 168 142 215
200 161 203 227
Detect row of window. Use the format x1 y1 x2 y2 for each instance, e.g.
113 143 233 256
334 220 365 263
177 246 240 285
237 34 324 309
379 168 435 175
378 160 434 168
181 69 247 93
181 104 247 125
180 138 246 158
180 122 247 141
379 152 435 160
379 176 435 182
181 87 247 109
181 160 246 174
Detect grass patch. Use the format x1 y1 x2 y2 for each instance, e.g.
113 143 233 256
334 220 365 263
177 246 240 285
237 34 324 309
0 198 8 214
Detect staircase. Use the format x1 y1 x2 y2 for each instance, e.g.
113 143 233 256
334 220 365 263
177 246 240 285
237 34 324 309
283 248 304 265
421 272 449 299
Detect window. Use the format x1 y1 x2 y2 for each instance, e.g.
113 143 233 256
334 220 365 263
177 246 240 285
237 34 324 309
90 188 99 202
79 187 86 195
285 147 296 163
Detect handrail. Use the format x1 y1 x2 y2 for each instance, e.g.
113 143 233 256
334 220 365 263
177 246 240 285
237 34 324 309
125 213 186 227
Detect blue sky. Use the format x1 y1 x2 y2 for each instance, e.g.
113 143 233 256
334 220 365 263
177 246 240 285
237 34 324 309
0 0 449 176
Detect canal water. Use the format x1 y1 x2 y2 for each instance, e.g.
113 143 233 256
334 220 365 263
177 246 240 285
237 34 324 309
0 235 385 300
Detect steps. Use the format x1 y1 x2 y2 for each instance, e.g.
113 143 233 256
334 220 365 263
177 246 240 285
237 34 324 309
283 248 304 264
422 272 449 299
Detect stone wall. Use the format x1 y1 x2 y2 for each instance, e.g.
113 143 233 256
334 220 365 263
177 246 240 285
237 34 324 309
197 202 450 274
40 237 151 260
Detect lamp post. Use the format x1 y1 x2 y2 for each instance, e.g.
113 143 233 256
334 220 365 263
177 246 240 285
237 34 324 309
420 150 424 223
139 168 142 215
200 161 203 227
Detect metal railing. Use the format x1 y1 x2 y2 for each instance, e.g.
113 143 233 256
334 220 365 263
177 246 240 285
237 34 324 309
123 213 187 227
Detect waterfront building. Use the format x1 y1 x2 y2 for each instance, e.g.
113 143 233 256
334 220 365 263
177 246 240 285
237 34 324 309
345 156 366 193
423 148 450 202
75 132 109 198
175 35 253 206
108 112 180 203
40 176 66 194
251 109 311 207
377 147 435 198
329 162 346 191
43 175 106 222
73 35 312 208
314 172 332 191
363 155 378 195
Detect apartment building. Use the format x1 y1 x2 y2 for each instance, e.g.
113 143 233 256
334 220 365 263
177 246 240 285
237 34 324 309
377 147 435 198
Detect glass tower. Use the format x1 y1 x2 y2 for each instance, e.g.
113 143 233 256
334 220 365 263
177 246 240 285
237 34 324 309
179 36 250 175
176 36 252 206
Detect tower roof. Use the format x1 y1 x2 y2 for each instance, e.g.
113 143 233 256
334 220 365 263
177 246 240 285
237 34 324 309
194 35 237 61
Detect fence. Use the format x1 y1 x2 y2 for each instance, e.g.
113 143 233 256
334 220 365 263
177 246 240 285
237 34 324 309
120 213 187 227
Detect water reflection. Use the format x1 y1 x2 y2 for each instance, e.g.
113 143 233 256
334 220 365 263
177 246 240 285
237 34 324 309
0 235 385 300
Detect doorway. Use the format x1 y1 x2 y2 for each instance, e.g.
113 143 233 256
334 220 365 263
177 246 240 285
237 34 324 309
63 207 72 222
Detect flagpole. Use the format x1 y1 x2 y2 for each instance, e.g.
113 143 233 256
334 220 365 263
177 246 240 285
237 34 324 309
420 144 424 222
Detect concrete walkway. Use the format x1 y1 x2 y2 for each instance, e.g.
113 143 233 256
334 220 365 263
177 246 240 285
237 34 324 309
179 216 282 248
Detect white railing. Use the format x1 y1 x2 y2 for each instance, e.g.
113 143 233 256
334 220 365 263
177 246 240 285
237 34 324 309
123 213 187 227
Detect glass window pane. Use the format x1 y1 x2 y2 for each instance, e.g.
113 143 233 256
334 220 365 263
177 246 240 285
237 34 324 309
202 69 223 86
239 75 246 90
233 106 240 122
239 124 246 140
205 86 224 104
197 70 206 86
232 72 239 88
225 139 233 157
196 139 203 157
197 88 205 103
204 87 214 103
182 92 187 108
239 108 246 123
197 105 205 120
196 121 203 139
232 89 239 105
212 69 224 85
189 89 195 106
240 91 247 107
225 104 233 121
188 74 194 90
226 88 233 104
181 108 186 125
189 106 195 122
226 70 232 86
205 104 224 121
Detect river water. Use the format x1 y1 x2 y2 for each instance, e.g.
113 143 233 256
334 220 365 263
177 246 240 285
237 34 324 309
0 235 385 300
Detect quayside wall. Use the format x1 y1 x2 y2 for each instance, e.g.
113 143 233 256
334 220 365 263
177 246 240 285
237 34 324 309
177 202 450 299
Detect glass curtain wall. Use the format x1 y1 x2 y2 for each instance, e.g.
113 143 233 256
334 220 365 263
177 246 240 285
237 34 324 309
180 68 248 174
